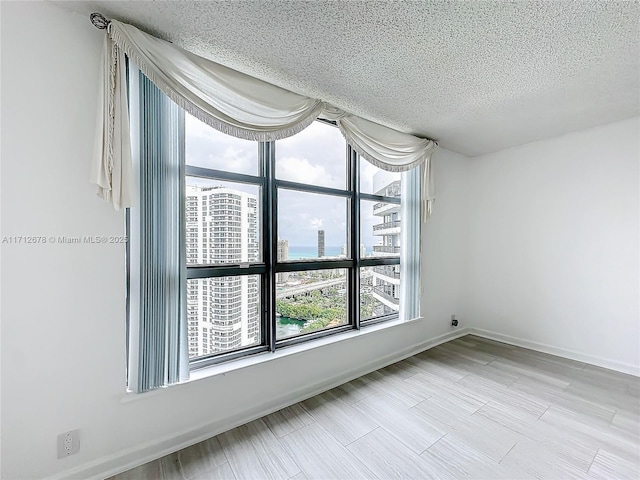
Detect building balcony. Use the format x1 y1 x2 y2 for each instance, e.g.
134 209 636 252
373 174 401 197
372 287 400 311
373 220 401 236
372 245 400 255
373 265 400 280
373 202 400 216
210 324 238 332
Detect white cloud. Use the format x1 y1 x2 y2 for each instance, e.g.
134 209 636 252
276 156 335 187
359 158 379 193
183 116 383 247
276 122 347 189
309 217 323 229
186 114 257 175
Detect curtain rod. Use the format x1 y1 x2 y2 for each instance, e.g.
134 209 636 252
90 12 109 30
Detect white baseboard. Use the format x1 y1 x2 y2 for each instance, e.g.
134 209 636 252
57 328 470 480
468 327 640 377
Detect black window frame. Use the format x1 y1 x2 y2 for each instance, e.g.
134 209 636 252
187 120 401 370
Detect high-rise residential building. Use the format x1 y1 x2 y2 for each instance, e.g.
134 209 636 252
371 171 401 316
276 238 289 284
317 229 325 257
185 185 260 358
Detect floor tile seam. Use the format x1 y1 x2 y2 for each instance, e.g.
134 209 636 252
301 399 360 426
585 447 600 475
267 418 318 440
536 404 551 420
497 440 519 464
417 431 448 456
468 401 495 420
344 389 377 404
307 403 381 448
475 401 539 437
607 408 623 427
541 408 637 452
259 431 303 478
466 404 535 447
489 358 527 388
497 361 573 389
225 462 242 480
343 425 382 448
420 431 505 471
217 438 232 472
453 372 472 386
401 391 436 408
309 423 383 480
475 389 551 418
352 398 390 432
335 422 380 448
553 391 618 418
372 387 425 409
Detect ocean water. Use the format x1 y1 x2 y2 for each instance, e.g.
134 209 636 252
287 246 371 260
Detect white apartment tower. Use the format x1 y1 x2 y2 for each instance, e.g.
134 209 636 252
371 171 401 316
276 239 289 284
186 185 260 358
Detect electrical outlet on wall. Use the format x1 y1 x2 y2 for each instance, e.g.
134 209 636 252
451 314 459 327
57 430 80 459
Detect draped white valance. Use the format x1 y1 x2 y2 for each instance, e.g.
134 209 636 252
92 19 438 218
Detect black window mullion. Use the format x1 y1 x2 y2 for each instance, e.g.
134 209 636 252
275 179 350 198
190 344 270 370
276 324 354 349
275 259 353 273
265 141 277 353
349 146 360 330
359 192 401 204
361 257 401 267
186 165 264 186
260 142 270 351
187 265 266 279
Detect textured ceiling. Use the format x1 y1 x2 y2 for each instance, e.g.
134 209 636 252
52 0 639 156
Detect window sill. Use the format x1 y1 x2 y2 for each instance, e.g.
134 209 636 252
121 315 422 403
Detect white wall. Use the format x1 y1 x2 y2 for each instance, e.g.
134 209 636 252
467 117 640 374
0 3 470 478
422 148 471 326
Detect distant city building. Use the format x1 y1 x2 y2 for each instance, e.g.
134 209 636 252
317 230 325 257
185 185 260 358
371 170 401 316
341 243 367 258
276 238 289 284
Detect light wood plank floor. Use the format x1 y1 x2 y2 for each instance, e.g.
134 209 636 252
110 335 640 480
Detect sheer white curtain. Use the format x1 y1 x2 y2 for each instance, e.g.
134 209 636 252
92 19 438 216
326 114 437 220
399 167 422 321
91 35 133 210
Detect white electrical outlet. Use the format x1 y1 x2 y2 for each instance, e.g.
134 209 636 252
57 430 80 458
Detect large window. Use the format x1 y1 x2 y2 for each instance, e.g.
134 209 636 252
184 117 403 367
